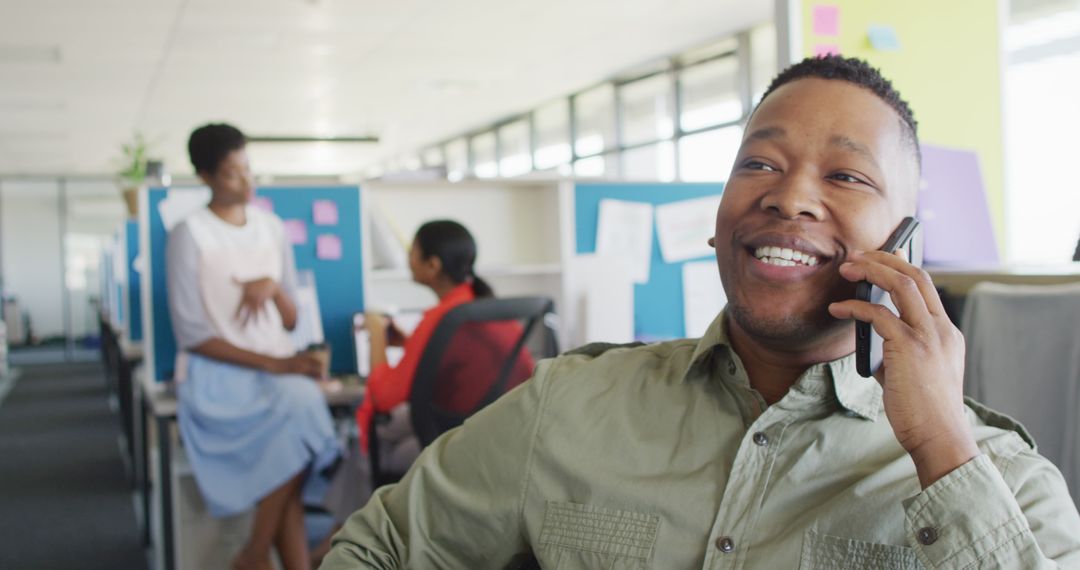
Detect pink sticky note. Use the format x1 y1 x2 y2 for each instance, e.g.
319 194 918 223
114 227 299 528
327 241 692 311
312 200 338 226
814 44 841 57
252 196 274 212
283 219 307 245
813 4 840 36
316 234 342 260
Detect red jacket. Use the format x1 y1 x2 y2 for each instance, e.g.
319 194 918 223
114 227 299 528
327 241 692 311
356 283 535 449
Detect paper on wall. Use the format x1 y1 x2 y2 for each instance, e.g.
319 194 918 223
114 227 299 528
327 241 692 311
596 199 654 284
654 195 722 263
682 260 726 338
158 188 211 231
569 254 634 346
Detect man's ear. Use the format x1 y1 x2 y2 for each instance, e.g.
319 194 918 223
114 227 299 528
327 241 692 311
196 169 213 187
707 237 716 248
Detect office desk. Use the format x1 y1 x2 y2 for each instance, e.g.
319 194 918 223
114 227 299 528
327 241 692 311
928 264 1080 325
136 369 363 570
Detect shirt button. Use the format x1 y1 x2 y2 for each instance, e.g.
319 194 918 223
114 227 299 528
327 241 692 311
715 536 735 553
752 432 769 446
917 527 938 545
727 361 737 375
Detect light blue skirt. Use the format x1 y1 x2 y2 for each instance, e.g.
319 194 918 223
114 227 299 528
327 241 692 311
178 354 342 517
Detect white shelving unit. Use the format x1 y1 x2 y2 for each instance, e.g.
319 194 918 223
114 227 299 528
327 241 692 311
360 179 578 348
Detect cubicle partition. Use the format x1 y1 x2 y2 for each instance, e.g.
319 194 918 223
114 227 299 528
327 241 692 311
139 185 365 384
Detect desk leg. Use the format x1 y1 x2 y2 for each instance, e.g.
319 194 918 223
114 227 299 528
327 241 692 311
135 387 149 546
157 416 175 570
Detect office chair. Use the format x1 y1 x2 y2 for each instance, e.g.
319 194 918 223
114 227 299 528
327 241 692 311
368 296 557 487
962 281 1080 508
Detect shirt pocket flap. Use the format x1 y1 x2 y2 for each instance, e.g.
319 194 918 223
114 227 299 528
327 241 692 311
800 531 924 570
538 501 660 560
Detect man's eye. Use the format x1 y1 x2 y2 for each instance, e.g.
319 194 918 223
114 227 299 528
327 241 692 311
830 173 865 184
743 161 776 172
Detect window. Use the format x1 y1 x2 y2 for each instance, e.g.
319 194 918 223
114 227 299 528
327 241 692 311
679 126 743 182
573 84 616 157
620 73 675 146
534 100 572 170
445 138 468 181
498 119 532 177
471 132 498 179
680 56 742 132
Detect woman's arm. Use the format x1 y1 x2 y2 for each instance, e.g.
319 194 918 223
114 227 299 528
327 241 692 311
191 337 322 378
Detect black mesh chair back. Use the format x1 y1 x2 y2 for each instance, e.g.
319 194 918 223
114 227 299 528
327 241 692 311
408 296 557 447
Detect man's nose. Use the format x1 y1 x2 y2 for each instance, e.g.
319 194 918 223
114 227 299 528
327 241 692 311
759 172 826 221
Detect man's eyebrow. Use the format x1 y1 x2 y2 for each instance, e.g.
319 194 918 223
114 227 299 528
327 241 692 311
744 126 786 143
829 135 880 169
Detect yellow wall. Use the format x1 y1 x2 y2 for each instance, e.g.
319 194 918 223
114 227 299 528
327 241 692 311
800 0 1004 241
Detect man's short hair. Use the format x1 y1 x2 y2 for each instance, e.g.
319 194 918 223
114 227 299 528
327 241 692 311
188 123 246 174
757 55 920 169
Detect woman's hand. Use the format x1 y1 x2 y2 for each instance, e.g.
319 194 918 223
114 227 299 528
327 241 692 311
235 277 280 326
269 352 324 379
363 312 390 339
828 250 979 489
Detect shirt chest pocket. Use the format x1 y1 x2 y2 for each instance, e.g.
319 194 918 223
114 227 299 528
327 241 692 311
537 501 660 570
800 531 924 570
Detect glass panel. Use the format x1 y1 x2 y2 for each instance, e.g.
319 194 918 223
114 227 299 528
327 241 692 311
445 138 468 181
574 84 616 157
620 73 675 146
678 126 744 182
0 180 65 353
534 100 571 169
750 24 778 105
65 181 127 349
680 56 742 131
622 142 676 181
471 132 498 178
573 154 618 178
498 119 532 177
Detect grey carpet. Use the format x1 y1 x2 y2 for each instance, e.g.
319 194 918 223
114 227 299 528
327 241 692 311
0 361 147 570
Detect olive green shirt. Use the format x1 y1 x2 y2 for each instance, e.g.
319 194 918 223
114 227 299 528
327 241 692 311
323 314 1080 569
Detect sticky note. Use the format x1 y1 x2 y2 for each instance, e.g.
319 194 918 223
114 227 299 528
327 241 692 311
283 219 308 245
312 200 338 225
812 5 840 36
252 196 274 212
867 24 901 51
814 44 841 58
316 234 342 260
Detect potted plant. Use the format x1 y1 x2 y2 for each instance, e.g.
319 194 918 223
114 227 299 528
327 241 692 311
117 133 150 217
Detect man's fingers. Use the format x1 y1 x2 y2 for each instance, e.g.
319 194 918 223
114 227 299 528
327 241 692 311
828 299 912 341
862 250 946 317
838 258 932 330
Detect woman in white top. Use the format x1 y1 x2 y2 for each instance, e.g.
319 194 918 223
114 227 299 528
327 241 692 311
166 123 340 570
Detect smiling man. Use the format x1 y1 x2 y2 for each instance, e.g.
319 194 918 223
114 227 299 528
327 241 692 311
322 57 1080 569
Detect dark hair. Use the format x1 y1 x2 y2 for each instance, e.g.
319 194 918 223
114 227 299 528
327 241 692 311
188 123 246 175
414 220 494 298
758 55 920 168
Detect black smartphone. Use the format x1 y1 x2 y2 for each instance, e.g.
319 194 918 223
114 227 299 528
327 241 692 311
855 216 922 378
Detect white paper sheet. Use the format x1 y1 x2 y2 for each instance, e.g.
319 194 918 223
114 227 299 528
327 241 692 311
682 260 726 338
596 199 654 284
158 187 211 231
655 195 722 263
569 254 634 346
290 271 325 350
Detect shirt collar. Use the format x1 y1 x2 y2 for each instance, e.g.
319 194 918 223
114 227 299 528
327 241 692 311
683 311 882 421
428 282 476 315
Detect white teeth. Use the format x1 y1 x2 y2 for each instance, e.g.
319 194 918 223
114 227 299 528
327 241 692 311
753 246 821 267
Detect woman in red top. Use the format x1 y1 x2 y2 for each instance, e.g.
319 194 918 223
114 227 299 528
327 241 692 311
356 220 534 473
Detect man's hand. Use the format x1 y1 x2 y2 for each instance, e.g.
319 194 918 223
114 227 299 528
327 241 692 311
269 352 324 379
828 250 979 489
235 277 280 326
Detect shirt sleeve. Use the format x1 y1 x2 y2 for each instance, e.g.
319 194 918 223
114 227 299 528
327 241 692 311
165 223 217 350
325 358 556 569
903 449 1080 568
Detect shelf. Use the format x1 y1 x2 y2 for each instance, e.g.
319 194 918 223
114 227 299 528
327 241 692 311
369 263 562 281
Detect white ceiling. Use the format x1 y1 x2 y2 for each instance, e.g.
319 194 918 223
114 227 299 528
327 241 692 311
0 0 771 177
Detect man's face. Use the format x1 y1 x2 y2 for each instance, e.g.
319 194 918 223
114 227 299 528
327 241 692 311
715 78 917 346
200 148 254 205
